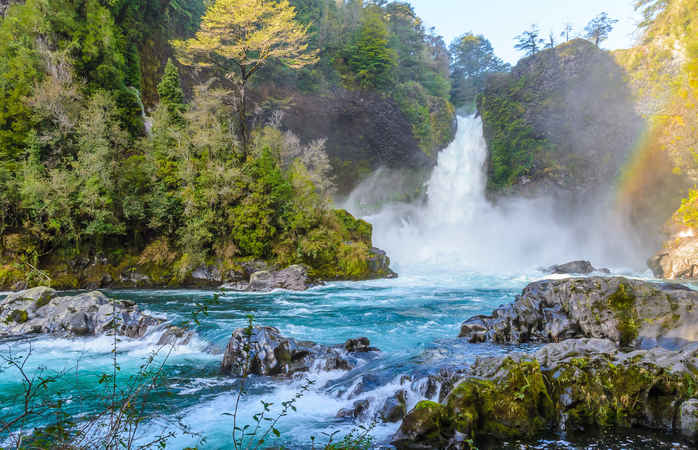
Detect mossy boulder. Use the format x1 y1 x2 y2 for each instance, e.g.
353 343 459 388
460 277 698 350
394 339 698 448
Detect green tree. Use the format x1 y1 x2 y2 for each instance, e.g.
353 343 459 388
584 12 618 47
341 8 397 90
449 33 509 108
634 0 670 27
157 58 185 123
173 0 318 154
514 25 542 57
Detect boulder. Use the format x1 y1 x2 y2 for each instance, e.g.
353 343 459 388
649 233 698 280
248 265 310 291
157 325 194 346
543 260 610 275
220 265 313 292
379 390 408 423
394 339 698 448
0 287 163 338
220 326 379 377
459 277 698 349
337 399 371 420
344 337 379 353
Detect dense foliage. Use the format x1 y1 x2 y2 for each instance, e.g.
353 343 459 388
259 0 457 156
0 0 388 287
449 33 509 111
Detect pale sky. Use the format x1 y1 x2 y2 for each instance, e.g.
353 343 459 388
409 0 642 64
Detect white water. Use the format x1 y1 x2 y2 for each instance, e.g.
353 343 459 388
346 116 648 275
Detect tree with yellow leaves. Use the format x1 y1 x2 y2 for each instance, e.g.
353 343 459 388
173 0 318 154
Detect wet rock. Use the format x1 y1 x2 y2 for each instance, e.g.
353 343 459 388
679 399 698 441
248 265 311 291
344 337 379 353
649 230 698 280
395 339 698 448
367 247 398 279
545 260 595 274
392 401 448 449
337 399 371 419
380 390 408 423
191 266 222 283
0 287 164 338
157 325 194 346
459 277 698 349
221 326 377 377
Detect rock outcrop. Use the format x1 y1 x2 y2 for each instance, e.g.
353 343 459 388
220 265 312 292
649 229 698 280
459 277 698 348
393 277 698 448
258 87 454 195
0 287 163 338
394 339 698 449
220 326 379 377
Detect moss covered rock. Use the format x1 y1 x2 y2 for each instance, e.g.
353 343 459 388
394 339 698 448
460 276 698 350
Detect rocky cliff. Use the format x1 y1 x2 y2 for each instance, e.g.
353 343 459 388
254 85 454 196
477 39 644 197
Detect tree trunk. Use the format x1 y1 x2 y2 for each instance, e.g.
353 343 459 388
237 81 249 157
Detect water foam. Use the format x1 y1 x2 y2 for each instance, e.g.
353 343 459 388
346 116 648 275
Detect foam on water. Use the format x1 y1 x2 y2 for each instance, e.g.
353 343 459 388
345 115 649 276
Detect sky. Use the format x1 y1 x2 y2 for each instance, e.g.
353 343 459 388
409 0 643 64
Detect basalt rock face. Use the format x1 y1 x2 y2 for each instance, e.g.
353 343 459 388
263 87 452 196
220 326 379 377
459 277 698 348
393 339 698 449
0 287 163 338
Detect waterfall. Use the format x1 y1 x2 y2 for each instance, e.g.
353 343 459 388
346 115 647 275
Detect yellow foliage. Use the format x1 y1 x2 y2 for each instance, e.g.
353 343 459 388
173 0 318 82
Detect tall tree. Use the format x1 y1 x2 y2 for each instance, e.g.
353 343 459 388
634 0 669 28
157 58 185 123
341 7 396 90
584 12 619 47
545 31 557 49
514 25 542 57
173 0 318 154
560 23 574 41
449 33 508 107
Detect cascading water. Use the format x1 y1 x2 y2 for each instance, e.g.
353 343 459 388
349 115 648 275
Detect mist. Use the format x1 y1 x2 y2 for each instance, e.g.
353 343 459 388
343 116 651 275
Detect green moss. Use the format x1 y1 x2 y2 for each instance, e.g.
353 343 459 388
607 283 639 346
333 209 372 244
0 264 23 288
8 309 28 324
477 75 552 192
